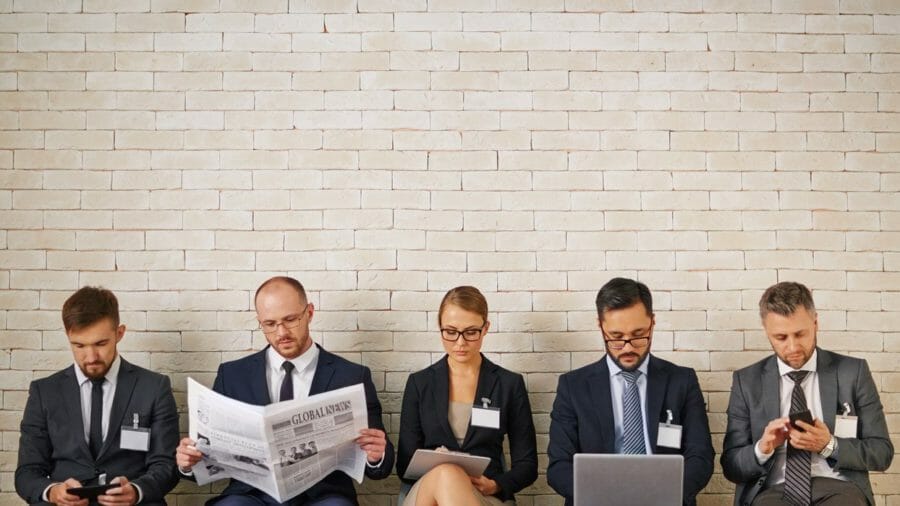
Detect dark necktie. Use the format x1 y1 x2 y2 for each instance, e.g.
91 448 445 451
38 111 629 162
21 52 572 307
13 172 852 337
279 361 295 402
620 370 646 454
784 370 811 506
89 377 105 459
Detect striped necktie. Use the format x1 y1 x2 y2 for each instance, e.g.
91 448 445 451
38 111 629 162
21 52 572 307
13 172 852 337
620 370 646 454
783 370 811 506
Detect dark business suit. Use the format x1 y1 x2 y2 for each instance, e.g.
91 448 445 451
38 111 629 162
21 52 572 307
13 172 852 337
721 348 893 506
16 359 179 505
208 344 394 505
547 354 714 506
397 355 538 503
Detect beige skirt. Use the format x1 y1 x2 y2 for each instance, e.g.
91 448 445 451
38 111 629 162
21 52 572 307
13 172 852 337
403 480 515 506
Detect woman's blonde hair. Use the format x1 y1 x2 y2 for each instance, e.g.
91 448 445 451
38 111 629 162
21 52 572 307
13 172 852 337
438 286 488 326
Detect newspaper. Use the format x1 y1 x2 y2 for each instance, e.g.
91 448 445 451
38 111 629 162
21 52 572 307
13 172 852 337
186 378 369 502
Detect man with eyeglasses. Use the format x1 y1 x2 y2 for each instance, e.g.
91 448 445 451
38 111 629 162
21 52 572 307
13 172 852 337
175 276 394 506
547 277 714 506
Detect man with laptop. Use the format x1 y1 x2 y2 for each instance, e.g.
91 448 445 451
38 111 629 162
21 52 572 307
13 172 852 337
721 282 892 506
547 278 715 506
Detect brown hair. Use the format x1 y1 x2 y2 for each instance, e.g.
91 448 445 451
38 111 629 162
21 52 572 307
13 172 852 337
62 286 120 332
759 281 816 319
438 286 488 326
255 276 307 305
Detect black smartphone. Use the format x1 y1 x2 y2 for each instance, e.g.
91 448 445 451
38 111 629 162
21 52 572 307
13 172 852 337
67 483 115 499
789 410 814 431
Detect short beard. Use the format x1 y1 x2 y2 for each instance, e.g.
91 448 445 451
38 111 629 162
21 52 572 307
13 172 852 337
611 352 648 372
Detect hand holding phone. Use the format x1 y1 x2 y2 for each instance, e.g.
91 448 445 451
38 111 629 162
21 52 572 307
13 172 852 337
789 410 814 431
67 483 115 499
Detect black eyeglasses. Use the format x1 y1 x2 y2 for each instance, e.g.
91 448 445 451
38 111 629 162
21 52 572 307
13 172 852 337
440 324 485 342
601 323 652 350
259 305 310 335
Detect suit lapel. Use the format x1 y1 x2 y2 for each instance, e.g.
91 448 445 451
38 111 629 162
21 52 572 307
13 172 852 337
588 358 616 453
432 357 459 447
762 357 781 425
646 356 668 453
249 349 271 405
101 358 137 459
61 366 91 459
817 349 838 431
309 345 334 397
461 356 499 449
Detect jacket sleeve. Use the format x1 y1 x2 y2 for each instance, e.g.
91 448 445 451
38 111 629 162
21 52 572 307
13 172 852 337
361 366 394 480
833 359 893 472
679 369 715 504
15 381 55 504
546 373 578 501
130 374 180 502
721 371 769 485
396 374 422 484
491 374 538 501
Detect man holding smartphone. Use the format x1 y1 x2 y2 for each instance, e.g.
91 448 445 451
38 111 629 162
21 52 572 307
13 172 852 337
721 282 893 506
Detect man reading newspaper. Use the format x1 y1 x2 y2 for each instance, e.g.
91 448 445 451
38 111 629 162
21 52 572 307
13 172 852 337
177 277 394 505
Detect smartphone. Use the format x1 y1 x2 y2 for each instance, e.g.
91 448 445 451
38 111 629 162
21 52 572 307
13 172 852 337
67 483 115 499
789 410 814 431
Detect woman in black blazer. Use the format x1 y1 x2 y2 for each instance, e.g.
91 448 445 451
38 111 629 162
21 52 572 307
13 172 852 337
397 286 538 506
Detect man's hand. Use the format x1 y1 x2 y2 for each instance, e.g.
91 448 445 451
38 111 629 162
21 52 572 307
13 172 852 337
757 417 791 455
789 419 832 453
356 428 387 464
470 475 499 496
97 476 137 506
176 436 203 471
48 478 88 506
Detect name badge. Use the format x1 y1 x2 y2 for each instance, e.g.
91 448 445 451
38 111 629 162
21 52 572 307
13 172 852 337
834 403 858 439
657 410 682 449
120 413 150 452
471 406 500 429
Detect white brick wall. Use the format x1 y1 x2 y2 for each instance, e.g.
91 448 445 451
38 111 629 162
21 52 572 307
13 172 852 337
1 1 899 505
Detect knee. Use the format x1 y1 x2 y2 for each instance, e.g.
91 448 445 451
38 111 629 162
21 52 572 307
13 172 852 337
429 463 470 483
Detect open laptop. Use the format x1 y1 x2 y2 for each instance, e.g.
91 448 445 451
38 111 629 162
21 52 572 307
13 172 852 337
574 454 683 506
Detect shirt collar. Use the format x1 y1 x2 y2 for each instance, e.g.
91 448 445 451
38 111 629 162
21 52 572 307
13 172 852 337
777 348 818 377
606 353 650 379
267 342 319 375
73 354 121 387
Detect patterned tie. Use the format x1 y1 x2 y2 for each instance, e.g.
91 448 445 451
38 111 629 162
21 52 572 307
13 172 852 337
783 370 811 506
89 377 105 459
620 370 646 454
279 361 295 402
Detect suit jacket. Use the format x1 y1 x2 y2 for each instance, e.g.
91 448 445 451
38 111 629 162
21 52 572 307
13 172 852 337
547 354 714 506
16 359 179 505
397 355 538 503
721 348 893 506
209 344 394 505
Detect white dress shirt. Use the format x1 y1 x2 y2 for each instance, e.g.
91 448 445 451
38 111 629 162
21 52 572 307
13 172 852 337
607 354 653 454
266 343 319 403
755 350 845 486
74 355 121 445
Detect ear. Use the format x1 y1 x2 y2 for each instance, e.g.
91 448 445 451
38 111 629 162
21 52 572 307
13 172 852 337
306 303 315 322
482 320 491 334
116 324 126 343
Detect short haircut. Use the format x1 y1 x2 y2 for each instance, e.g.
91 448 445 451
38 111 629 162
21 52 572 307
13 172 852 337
62 286 120 332
759 281 816 319
438 286 488 327
255 276 307 305
595 277 653 320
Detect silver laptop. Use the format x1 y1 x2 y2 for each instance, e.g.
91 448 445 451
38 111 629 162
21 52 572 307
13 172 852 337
574 454 683 506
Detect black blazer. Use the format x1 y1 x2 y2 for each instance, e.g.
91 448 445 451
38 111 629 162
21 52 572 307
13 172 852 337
16 359 180 505
547 355 714 506
397 355 538 503
207 344 394 505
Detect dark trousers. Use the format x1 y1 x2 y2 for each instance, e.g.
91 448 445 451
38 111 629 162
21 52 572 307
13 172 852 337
209 491 355 506
752 477 867 506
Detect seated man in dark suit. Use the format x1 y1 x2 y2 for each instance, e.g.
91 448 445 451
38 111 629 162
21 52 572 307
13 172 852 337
16 286 180 505
547 277 715 506
721 282 893 506
176 276 394 506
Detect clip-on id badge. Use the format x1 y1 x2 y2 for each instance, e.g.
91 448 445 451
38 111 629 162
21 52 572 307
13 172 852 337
834 402 858 439
121 413 151 452
657 409 683 449
471 397 500 429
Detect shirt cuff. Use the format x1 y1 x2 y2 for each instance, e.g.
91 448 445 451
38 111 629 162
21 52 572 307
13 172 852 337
42 483 57 502
754 440 774 465
179 466 194 477
366 453 385 468
132 481 144 504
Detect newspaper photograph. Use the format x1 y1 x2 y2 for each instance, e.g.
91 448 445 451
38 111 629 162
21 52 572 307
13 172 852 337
186 378 369 502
